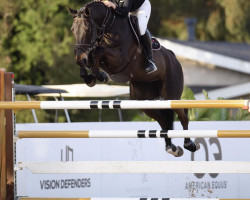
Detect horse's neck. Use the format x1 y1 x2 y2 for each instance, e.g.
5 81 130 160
106 17 138 56
100 19 140 75
89 3 107 25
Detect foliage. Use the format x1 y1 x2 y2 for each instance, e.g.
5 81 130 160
15 95 52 123
130 87 250 122
182 87 250 121
132 112 154 122
15 86 249 123
150 0 250 42
217 0 250 42
1 0 89 85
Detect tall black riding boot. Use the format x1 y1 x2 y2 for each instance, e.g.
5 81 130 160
140 32 157 74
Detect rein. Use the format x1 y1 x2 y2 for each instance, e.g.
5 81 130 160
74 6 116 54
73 3 138 77
95 7 116 43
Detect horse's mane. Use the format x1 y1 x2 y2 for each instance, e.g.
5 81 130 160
85 1 104 9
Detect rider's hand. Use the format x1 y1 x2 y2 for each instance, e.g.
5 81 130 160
102 1 116 9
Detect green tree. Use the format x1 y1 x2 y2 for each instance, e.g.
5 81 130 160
149 0 250 43
0 0 17 70
1 0 89 85
217 0 250 42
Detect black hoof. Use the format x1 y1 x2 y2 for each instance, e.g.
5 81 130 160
184 141 200 152
100 71 109 83
85 75 96 87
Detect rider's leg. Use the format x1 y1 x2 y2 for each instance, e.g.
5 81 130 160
140 31 157 74
132 0 157 74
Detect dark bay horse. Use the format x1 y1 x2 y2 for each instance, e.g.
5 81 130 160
68 1 200 157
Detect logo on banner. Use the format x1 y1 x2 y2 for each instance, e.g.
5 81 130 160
185 138 227 191
39 145 91 190
61 145 74 161
192 138 222 178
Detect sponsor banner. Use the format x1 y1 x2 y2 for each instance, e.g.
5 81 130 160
16 121 250 198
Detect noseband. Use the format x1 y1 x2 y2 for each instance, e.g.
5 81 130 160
74 6 116 55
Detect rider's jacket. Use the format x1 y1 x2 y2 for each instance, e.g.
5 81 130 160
111 0 145 17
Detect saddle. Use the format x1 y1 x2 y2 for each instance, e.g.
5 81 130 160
128 15 161 50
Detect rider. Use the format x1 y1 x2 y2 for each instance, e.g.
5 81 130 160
97 0 157 74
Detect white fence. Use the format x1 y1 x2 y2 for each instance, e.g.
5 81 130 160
16 121 250 199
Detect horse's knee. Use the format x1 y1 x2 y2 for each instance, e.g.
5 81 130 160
80 67 88 79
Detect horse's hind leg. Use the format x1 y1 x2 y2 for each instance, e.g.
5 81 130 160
142 109 184 157
130 81 183 157
174 108 200 152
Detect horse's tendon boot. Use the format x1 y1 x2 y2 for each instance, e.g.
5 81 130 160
184 141 201 152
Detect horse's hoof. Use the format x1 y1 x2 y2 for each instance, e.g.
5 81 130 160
184 141 200 152
85 75 96 87
195 142 200 150
100 71 109 83
86 79 96 87
166 145 184 157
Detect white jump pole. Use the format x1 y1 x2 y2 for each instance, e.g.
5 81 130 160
18 198 231 200
0 100 249 110
18 198 233 200
16 130 250 138
16 161 250 174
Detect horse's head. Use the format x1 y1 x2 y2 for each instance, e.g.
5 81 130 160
68 2 108 68
68 6 94 68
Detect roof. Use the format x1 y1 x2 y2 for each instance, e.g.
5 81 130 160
157 38 250 74
15 84 67 95
15 83 248 99
194 82 250 100
169 40 250 62
38 84 130 98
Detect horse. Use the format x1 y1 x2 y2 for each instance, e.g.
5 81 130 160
68 1 200 157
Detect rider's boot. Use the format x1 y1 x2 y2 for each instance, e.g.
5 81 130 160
140 32 157 74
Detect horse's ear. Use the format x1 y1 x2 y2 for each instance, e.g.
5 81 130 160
67 7 77 15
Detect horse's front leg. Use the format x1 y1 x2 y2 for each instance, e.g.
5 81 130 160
91 47 109 83
80 67 97 87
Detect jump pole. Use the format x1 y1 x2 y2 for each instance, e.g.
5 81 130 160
16 161 250 174
1 68 250 199
16 130 250 138
0 69 14 200
0 100 249 110
18 198 250 200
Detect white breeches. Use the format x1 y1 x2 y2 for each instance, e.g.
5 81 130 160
130 0 151 35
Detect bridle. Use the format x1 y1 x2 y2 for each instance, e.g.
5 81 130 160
74 5 116 55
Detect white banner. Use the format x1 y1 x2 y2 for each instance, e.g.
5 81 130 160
16 121 250 198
